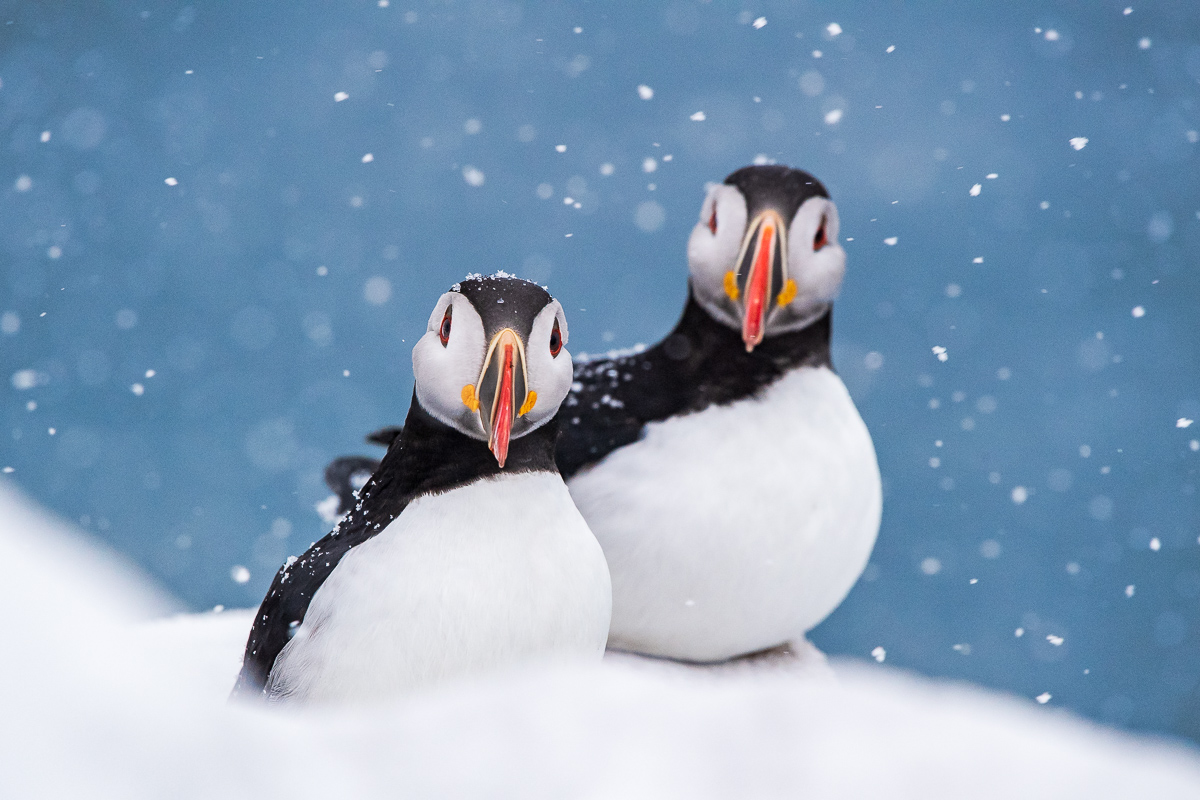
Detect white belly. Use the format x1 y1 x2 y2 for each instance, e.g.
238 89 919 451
268 472 611 702
568 366 881 662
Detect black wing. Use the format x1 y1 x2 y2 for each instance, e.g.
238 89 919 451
366 425 403 447
232 449 411 699
232 397 559 699
556 294 831 479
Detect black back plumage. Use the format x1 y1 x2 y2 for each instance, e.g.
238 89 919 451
233 274 560 699
556 292 831 478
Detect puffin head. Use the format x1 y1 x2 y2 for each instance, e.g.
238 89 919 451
686 165 846 352
412 274 572 468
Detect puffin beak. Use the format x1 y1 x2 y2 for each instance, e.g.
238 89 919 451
726 209 792 352
473 328 531 468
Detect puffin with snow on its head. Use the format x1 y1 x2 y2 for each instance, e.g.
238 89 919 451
233 275 611 702
324 165 881 664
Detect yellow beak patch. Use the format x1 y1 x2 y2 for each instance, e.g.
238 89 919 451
723 271 740 301
518 390 537 417
461 384 479 411
776 278 797 307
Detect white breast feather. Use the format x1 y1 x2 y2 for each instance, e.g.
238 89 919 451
268 472 611 702
567 366 881 662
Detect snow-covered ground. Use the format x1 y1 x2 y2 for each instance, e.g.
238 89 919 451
3 480 1199 799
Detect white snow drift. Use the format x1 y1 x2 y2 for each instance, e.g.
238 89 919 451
1 480 1199 799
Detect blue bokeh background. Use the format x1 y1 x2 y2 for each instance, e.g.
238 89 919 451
2 0 1198 742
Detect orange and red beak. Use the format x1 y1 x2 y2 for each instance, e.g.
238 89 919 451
462 328 536 468
723 209 797 352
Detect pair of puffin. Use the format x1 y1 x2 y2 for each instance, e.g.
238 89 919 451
235 165 881 701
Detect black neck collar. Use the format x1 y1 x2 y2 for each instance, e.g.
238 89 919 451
659 290 833 400
554 291 831 479
348 393 561 526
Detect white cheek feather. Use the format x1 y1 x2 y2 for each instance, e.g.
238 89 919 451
522 302 574 432
687 185 747 330
787 198 846 316
567 366 881 663
267 472 612 702
412 295 487 438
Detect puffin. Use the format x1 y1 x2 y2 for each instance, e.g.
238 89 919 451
324 165 881 664
233 274 611 702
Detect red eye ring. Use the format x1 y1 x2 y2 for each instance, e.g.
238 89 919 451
813 217 828 251
438 306 452 346
549 318 562 357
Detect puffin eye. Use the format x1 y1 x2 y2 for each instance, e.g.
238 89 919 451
813 216 828 251
549 318 562 357
708 205 718 235
438 306 452 346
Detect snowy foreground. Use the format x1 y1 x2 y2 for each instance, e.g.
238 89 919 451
3 482 1199 799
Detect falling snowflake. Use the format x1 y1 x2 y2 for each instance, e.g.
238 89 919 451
1036 692 1052 704
689 111 706 121
969 183 982 196
1069 137 1088 150
871 646 886 662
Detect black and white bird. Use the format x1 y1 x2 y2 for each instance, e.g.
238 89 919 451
558 165 880 662
233 275 611 702
325 165 880 664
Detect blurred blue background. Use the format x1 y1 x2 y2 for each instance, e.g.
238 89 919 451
2 0 1198 742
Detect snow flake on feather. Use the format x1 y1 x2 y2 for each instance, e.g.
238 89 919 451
279 555 299 583
575 343 647 364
